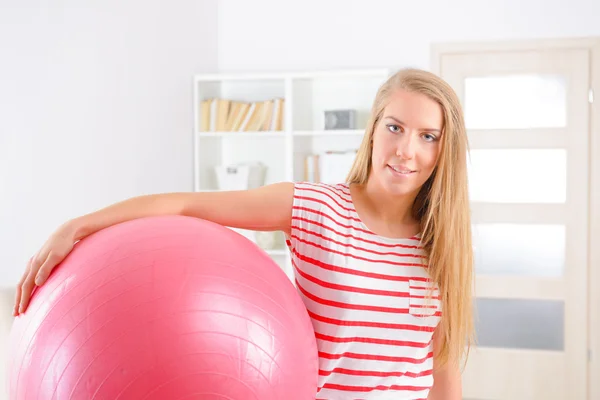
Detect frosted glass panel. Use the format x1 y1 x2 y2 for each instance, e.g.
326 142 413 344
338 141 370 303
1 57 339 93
475 298 564 350
473 224 565 277
464 74 567 129
468 149 567 203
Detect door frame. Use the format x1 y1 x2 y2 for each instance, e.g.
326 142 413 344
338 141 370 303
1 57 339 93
431 37 600 400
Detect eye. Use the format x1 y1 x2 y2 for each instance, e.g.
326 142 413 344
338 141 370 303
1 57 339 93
386 124 402 133
423 133 438 142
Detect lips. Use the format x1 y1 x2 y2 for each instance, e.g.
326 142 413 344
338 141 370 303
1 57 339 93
388 165 415 174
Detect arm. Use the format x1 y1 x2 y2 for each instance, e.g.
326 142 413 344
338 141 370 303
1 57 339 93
72 182 295 241
16 182 294 314
427 325 462 400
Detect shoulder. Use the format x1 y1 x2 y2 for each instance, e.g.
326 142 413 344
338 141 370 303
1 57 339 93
288 182 355 245
292 181 351 197
292 182 353 207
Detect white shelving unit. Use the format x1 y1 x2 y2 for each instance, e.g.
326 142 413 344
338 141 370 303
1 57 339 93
192 68 390 278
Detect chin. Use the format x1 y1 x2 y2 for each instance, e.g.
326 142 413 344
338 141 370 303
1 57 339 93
378 175 422 197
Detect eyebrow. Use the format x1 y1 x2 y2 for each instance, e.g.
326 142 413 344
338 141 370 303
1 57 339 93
384 116 442 133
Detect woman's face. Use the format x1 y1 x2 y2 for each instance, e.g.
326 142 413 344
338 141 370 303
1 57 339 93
370 88 444 197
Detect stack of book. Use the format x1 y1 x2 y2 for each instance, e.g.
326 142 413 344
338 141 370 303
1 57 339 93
199 98 285 132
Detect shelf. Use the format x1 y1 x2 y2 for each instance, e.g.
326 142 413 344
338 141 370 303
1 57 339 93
196 129 365 138
193 68 390 83
196 131 285 138
293 129 365 136
193 68 388 265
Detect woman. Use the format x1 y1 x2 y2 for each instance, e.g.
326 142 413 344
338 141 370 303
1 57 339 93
14 68 474 399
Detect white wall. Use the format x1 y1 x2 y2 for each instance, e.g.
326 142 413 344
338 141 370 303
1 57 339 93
0 1 218 286
3 0 597 287
217 0 600 72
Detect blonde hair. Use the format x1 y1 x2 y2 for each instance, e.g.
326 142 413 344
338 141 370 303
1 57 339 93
347 68 474 368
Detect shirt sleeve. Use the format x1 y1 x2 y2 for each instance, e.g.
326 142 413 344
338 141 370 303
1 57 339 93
285 182 324 258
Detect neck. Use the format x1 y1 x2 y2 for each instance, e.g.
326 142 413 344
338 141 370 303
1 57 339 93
360 177 419 226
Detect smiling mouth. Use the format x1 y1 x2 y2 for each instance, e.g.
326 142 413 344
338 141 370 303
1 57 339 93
388 165 416 175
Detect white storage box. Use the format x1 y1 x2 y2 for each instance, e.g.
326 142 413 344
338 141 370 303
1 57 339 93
214 162 267 191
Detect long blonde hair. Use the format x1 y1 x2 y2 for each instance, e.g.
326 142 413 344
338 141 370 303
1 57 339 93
347 68 474 368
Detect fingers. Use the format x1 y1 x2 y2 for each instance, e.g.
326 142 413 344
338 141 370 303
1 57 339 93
13 259 31 316
13 287 20 316
34 251 60 286
15 249 64 315
15 256 36 315
18 267 37 315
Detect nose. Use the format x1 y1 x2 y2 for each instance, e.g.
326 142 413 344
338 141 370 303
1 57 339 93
395 132 416 160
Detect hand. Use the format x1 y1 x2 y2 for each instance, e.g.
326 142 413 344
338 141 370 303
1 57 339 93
14 222 77 316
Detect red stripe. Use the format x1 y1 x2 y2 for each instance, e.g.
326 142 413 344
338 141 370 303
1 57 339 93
335 183 352 196
319 367 433 378
296 280 410 314
410 284 432 290
411 312 435 317
291 234 426 267
321 382 431 393
315 332 430 348
295 195 362 223
293 261 411 299
307 309 436 332
292 215 421 249
292 206 422 246
301 182 353 204
295 261 439 307
297 187 354 212
292 225 426 259
293 205 370 235
410 304 438 309
292 248 430 283
319 350 433 363
297 281 441 317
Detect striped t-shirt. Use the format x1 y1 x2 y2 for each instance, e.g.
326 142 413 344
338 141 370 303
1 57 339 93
286 182 442 400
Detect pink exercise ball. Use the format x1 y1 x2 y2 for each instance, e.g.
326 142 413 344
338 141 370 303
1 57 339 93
9 216 318 400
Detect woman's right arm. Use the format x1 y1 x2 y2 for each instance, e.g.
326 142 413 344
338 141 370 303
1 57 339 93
14 182 294 315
